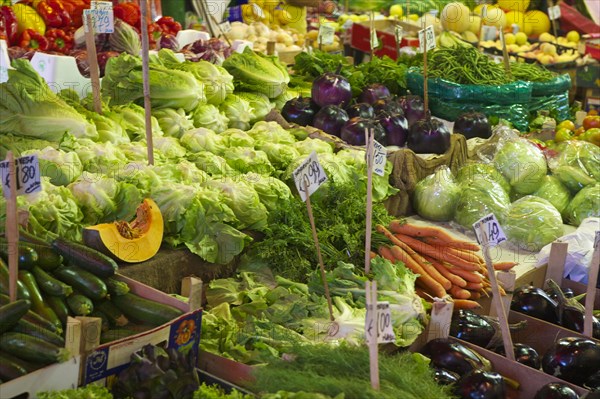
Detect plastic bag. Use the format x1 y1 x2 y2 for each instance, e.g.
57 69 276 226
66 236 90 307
453 175 511 229
412 166 460 222
504 196 564 251
547 140 600 193
493 137 548 195
564 183 600 226
530 73 572 96
532 175 572 217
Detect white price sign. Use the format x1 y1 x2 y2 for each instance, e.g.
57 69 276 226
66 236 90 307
293 151 328 201
472 213 507 247
365 301 396 344
548 5 561 20
219 21 232 33
394 26 403 45
1 155 41 197
373 141 387 177
84 2 114 34
481 25 498 41
318 24 336 46
370 29 379 50
418 25 436 53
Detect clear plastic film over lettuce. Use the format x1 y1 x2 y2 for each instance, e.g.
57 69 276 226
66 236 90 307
456 161 511 195
532 175 572 217
504 196 564 251
548 140 600 193
413 166 460 222
453 174 511 229
564 183 600 226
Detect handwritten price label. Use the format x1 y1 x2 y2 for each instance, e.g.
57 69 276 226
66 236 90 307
318 24 336 46
293 151 328 201
365 301 396 344
548 5 561 20
394 25 403 45
84 2 114 34
372 141 387 177
370 29 379 50
219 21 232 33
473 213 507 247
1 155 41 197
418 25 436 53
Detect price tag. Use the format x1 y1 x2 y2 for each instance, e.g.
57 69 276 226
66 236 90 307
418 25 436 52
548 5 561 20
293 151 328 201
84 1 114 34
481 25 498 41
472 213 507 247
365 301 396 344
511 23 520 34
373 141 387 177
219 21 232 33
318 24 336 46
594 231 600 250
342 18 354 30
370 29 379 50
1 155 41 197
394 26 404 45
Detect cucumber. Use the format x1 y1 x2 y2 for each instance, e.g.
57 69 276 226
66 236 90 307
0 300 31 334
95 300 129 327
45 295 69 326
0 240 38 271
18 271 62 330
100 329 137 344
0 258 31 301
52 266 107 301
0 350 40 374
89 310 110 332
0 352 28 381
66 294 93 316
0 332 69 365
52 237 118 278
31 266 72 297
12 319 65 347
111 293 184 327
106 277 130 296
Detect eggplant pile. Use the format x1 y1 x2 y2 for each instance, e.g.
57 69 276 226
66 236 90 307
511 280 600 339
542 337 600 388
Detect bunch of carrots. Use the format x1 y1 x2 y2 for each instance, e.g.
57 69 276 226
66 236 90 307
374 221 518 310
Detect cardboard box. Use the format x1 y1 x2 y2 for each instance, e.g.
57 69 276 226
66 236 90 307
82 275 203 387
350 20 420 60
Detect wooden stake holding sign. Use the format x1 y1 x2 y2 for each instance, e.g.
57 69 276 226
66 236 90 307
547 0 561 41
139 0 155 166
418 25 435 114
498 29 512 80
293 152 334 322
364 129 375 275
369 11 378 58
584 231 600 337
1 153 42 301
394 25 403 59
365 280 380 390
472 214 515 361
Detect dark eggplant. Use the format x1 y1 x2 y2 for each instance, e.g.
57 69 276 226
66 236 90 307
495 343 541 369
546 287 575 301
450 310 496 348
456 369 506 399
433 368 461 386
312 105 349 137
373 98 404 117
346 103 374 119
534 383 580 399
358 83 391 104
340 117 386 146
585 370 600 391
542 337 600 386
407 117 451 154
398 95 426 125
546 279 600 339
420 338 491 375
311 71 352 108
511 285 559 324
281 97 317 127
377 111 408 147
454 111 492 140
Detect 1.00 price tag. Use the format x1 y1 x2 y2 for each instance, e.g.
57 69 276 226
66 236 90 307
1 155 41 197
365 301 396 344
293 151 328 201
472 213 506 247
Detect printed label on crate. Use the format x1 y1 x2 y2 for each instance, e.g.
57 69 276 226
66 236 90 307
84 2 114 34
418 25 436 52
1 155 41 197
293 151 328 201
365 301 396 344
318 24 336 46
472 213 506 247
84 309 202 385
548 5 561 20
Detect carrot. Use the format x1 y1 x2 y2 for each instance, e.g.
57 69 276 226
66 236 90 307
442 264 485 284
449 285 472 300
452 299 482 310
389 245 446 298
389 220 456 242
369 251 378 260
377 246 396 263
445 247 485 265
464 282 484 291
493 261 519 271
423 255 467 288
421 236 482 252
393 233 481 272
469 291 482 300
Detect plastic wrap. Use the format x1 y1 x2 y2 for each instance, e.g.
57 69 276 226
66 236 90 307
412 166 460 222
453 175 511 229
564 183 600 227
456 161 511 196
532 175 572 217
493 137 548 195
530 74 572 96
504 196 564 251
548 140 600 194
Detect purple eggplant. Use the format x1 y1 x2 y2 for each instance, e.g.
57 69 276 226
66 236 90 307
313 105 349 137
377 111 409 147
312 71 352 108
546 279 600 339
454 111 492 140
433 368 460 386
495 343 541 369
407 117 451 154
420 338 491 375
373 98 404 117
346 103 374 119
534 383 580 399
340 117 386 146
542 337 600 386
358 83 391 104
450 310 496 348
398 95 426 125
585 370 600 391
511 285 559 324
281 97 317 126
456 370 506 399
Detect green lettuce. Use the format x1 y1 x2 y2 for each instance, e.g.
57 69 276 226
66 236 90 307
223 147 275 175
243 172 293 211
504 196 564 251
180 128 228 155
153 136 187 160
494 139 547 195
256 142 301 171
564 183 600 226
110 103 164 141
412 166 460 222
454 175 511 229
168 57 234 105
21 147 83 186
248 122 296 146
153 160 210 186
533 175 572 217
237 91 274 123
152 108 194 139
293 138 334 156
220 129 255 148
0 134 57 159
186 151 236 176
192 104 230 133
456 162 511 196
219 94 255 131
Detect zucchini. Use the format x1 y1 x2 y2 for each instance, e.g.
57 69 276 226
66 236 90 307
0 332 69 365
18 228 51 246
111 293 184 327
52 266 107 301
106 277 130 296
52 237 118 278
95 300 129 327
0 352 28 382
1 293 62 335
12 319 65 347
0 240 38 271
0 300 31 334
0 258 30 301
100 329 137 344
45 295 69 326
19 229 64 271
66 294 93 316
0 350 40 374
89 310 110 332
31 266 72 297
18 270 62 330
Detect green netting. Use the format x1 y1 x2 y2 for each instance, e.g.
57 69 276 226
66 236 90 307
529 91 571 121
530 73 572 96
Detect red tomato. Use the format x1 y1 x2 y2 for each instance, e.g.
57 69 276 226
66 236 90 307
582 115 600 130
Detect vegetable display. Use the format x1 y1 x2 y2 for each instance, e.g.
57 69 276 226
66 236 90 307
413 167 460 222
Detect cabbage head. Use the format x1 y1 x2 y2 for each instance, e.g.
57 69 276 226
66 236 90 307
223 147 275 175
413 167 461 222
504 196 563 251
191 104 230 134
454 176 511 229
494 139 547 194
533 175 571 217
219 94 255 131
180 128 228 155
237 91 273 123
554 140 600 182
22 147 83 186
564 183 600 226
456 162 511 196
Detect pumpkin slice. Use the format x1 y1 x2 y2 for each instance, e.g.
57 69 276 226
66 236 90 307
83 198 163 263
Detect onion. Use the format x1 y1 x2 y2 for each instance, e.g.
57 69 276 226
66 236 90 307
346 103 374 119
377 111 408 147
358 83 391 104
311 71 352 108
407 117 451 154
398 95 426 125
313 105 349 137
340 117 386 146
281 97 317 127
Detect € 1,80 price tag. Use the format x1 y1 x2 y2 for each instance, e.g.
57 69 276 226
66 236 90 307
1 155 41 198
293 151 328 201
365 301 396 344
472 213 507 247
418 25 436 53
